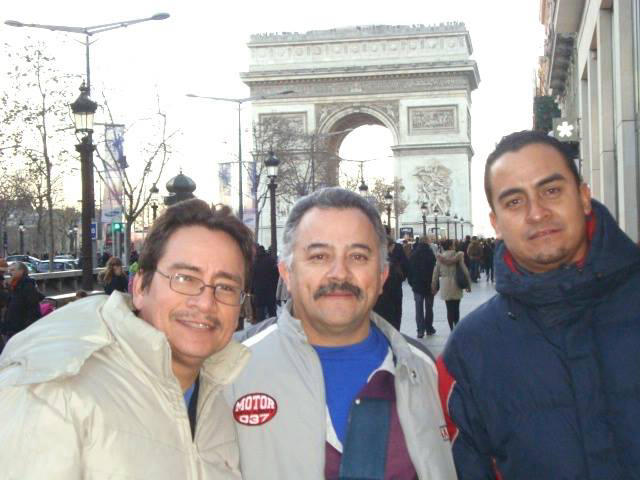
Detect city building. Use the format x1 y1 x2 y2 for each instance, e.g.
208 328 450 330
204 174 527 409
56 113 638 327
539 0 640 241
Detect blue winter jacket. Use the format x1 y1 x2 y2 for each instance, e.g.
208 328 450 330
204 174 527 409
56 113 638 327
437 200 640 479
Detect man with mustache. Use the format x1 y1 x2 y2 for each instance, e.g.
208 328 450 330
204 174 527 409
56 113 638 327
228 187 457 479
437 130 640 479
0 199 254 479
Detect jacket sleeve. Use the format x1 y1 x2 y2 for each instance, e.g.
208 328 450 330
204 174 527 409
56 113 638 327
437 354 500 480
0 384 83 478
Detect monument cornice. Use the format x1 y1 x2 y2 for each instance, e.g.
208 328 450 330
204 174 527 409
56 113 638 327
392 142 474 157
249 23 469 45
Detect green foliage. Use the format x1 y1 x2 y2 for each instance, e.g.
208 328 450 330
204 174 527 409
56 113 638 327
533 95 560 132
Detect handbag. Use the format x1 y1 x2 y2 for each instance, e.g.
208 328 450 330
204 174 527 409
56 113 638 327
455 261 470 290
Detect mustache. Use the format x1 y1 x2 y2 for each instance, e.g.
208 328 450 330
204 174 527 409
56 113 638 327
173 311 221 328
313 281 362 300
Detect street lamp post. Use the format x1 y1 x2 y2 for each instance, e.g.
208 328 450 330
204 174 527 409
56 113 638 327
18 220 25 254
445 211 451 239
186 90 293 220
461 217 465 239
433 205 440 244
421 202 427 237
71 83 98 290
149 183 159 221
265 151 280 257
453 214 459 240
384 190 393 228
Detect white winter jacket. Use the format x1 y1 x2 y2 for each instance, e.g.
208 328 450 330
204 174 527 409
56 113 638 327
0 292 249 479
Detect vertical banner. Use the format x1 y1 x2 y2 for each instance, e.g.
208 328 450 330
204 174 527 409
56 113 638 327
244 160 258 232
101 126 124 224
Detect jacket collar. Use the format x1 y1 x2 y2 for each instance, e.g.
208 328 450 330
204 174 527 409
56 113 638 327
495 200 640 325
102 292 250 387
278 300 421 375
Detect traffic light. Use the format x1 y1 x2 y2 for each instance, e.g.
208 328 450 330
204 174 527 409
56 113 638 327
112 222 123 233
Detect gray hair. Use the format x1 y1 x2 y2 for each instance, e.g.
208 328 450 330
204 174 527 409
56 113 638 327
281 187 388 270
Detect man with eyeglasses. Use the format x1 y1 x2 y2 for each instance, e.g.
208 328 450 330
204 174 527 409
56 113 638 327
0 199 254 479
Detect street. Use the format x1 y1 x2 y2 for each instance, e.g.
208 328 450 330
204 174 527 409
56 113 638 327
399 278 497 357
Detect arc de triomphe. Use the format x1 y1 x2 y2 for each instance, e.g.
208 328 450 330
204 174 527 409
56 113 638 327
242 23 479 240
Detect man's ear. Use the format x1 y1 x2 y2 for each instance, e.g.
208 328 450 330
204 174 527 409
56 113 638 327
131 271 146 311
579 182 592 215
278 261 291 290
378 263 389 295
489 210 502 240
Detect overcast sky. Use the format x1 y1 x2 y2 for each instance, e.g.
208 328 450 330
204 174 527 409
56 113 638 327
2 0 544 236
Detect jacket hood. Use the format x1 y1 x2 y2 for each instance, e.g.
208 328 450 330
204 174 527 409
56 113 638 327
437 250 460 265
0 292 249 388
494 200 640 324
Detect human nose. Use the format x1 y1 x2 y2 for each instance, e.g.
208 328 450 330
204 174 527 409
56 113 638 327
187 286 218 311
525 196 551 223
326 255 350 281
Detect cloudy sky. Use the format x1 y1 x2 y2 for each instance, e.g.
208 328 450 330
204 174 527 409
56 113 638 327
2 0 544 236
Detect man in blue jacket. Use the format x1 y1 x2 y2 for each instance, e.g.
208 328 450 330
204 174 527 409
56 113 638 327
437 130 640 479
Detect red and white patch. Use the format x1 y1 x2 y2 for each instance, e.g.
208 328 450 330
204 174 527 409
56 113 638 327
233 393 278 426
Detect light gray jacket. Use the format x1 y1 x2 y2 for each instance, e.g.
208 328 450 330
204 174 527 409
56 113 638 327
226 302 457 479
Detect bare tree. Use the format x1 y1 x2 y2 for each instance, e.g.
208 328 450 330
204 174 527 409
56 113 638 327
1 38 76 265
93 95 176 264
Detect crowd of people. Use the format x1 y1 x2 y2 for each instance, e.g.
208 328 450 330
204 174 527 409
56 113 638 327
0 129 639 479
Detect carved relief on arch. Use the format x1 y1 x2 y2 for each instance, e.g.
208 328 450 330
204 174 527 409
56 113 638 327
414 163 452 215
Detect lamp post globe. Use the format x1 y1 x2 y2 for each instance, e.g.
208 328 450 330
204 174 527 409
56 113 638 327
358 180 369 195
265 151 280 257
71 82 98 133
446 211 451 239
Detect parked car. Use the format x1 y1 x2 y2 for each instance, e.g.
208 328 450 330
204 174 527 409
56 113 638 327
6 255 42 265
6 261 38 274
36 260 77 272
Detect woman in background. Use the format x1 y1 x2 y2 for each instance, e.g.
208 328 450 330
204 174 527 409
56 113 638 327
100 256 128 295
432 239 471 330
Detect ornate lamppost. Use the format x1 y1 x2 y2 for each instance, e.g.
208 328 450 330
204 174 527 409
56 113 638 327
453 214 459 240
460 217 466 239
265 151 280 257
358 179 369 195
18 219 25 253
149 182 159 221
421 202 427 237
71 83 98 290
433 205 440 243
384 189 393 228
445 211 452 239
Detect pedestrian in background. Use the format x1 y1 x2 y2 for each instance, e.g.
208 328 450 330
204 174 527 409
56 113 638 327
100 257 128 295
408 236 437 337
251 245 279 323
432 239 471 330
373 236 404 329
2 262 42 339
466 236 482 282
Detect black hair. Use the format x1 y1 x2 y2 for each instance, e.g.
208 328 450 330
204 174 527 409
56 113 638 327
484 130 581 210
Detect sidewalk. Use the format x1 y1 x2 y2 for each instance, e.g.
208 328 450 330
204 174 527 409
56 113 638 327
399 279 497 357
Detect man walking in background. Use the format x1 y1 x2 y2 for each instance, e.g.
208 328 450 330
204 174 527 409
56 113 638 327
408 236 437 337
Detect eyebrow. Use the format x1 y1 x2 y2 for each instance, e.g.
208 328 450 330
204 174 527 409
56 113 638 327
496 173 568 204
304 242 373 252
167 262 242 284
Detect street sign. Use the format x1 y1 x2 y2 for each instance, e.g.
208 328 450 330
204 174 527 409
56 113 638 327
552 118 579 142
90 222 97 240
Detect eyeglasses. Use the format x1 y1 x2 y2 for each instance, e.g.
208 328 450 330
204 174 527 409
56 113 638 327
155 270 246 306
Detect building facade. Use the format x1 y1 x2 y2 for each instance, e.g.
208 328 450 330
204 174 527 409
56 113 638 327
540 0 640 241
